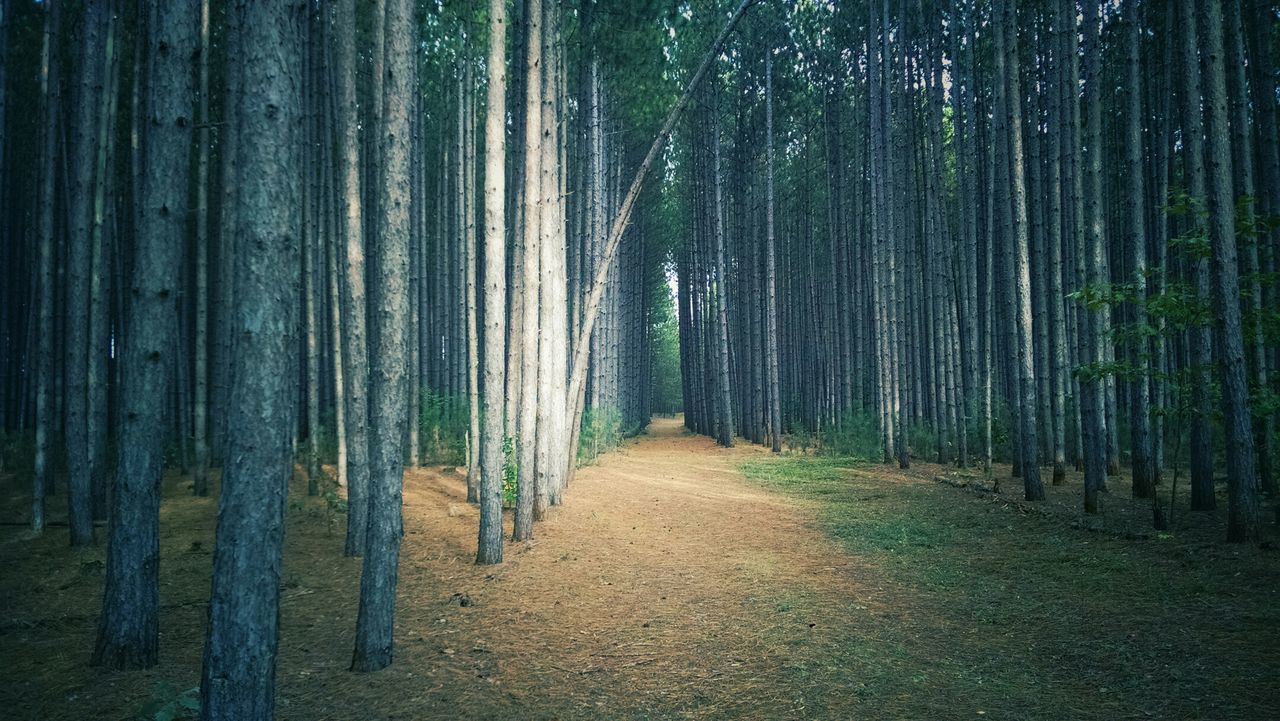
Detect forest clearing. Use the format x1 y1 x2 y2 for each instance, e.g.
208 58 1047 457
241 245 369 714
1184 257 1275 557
4 417 1277 721
1 0 1279 718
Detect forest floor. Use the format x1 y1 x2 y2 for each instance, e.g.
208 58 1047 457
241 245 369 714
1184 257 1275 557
2 416 1279 720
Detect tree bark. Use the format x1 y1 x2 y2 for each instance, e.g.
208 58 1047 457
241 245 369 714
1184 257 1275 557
1199 0 1261 542
351 0 413 671
477 0 508 565
198 1 301 713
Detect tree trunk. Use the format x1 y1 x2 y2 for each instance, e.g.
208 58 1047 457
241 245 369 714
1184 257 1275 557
513 0 542 540
477 0 509 565
198 1 301 713
351 0 413 672
95 0 198 671
335 0 370 557
193 0 211 495
1199 0 1261 542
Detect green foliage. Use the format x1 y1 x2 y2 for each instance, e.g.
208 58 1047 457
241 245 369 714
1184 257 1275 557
649 292 684 415
502 435 518 509
816 411 882 460
136 682 199 721
578 405 623 465
419 390 469 465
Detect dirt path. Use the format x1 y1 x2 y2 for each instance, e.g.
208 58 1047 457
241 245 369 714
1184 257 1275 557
355 416 879 720
1 417 882 721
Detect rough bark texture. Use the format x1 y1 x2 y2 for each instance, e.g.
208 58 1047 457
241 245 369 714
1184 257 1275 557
477 0 508 565
94 0 198 670
1199 0 1260 542
335 0 371 557
351 0 412 672
199 2 301 713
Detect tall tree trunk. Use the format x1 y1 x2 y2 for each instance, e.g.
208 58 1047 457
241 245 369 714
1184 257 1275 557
1199 0 1261 542
335 0 370 557
997 0 1044 501
765 46 781 454
94 0 198 670
513 0 542 542
33 0 62 535
198 1 301 713
1124 0 1155 500
351 0 412 671
711 86 734 448
193 0 211 496
477 0 508 565
66 0 107 546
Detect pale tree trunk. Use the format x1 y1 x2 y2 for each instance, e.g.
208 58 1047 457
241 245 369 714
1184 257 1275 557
335 0 370 557
352 0 412 671
537 1 570 509
465 65 482 503
95 0 198 670
1081 0 1110 511
198 1 301 713
565 0 754 485
513 0 542 542
765 46 781 454
477 0 508 565
1123 0 1155 500
996 0 1044 501
711 89 734 449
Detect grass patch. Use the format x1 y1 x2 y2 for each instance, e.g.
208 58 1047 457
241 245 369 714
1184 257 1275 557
740 456 1280 720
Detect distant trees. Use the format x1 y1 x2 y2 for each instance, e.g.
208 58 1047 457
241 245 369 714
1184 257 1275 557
670 0 1274 537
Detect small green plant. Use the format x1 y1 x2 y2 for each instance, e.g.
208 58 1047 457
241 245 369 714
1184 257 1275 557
502 435 518 508
136 682 199 721
419 390 468 465
577 405 623 465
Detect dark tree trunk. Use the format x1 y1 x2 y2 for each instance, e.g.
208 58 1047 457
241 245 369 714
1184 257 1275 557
199 1 301 714
351 0 412 671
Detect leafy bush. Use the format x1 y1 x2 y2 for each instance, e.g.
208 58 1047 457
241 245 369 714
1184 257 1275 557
419 390 468 465
577 405 622 465
817 411 882 460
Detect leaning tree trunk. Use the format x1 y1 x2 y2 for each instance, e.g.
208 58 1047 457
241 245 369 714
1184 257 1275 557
565 0 754 484
94 0 198 671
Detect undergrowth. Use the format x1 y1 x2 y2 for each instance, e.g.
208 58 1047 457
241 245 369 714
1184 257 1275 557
739 456 1280 720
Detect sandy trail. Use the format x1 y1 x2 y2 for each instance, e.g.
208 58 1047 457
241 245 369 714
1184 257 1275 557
361 416 878 720
1 417 881 720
